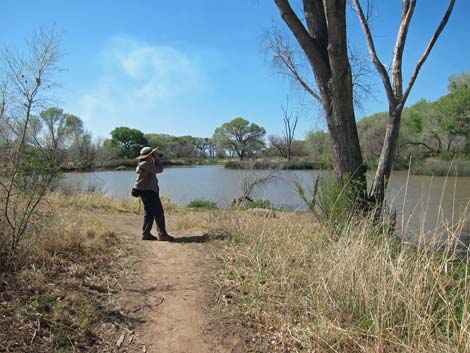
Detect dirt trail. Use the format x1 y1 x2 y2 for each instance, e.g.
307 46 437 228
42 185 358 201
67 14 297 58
99 212 242 353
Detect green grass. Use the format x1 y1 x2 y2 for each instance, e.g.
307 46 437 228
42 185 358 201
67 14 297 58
187 198 219 210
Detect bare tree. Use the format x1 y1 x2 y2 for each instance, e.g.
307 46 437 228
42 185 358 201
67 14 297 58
0 28 62 256
273 0 456 213
268 98 299 160
353 0 456 205
273 0 368 207
281 99 298 161
232 162 279 207
268 134 288 158
0 80 6 120
266 27 374 113
267 28 320 100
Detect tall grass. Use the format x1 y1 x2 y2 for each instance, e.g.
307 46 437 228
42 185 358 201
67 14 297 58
206 210 470 352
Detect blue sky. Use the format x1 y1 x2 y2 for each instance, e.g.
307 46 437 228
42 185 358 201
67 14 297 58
2 0 469 140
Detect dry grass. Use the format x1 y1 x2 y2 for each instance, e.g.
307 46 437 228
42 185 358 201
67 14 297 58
47 191 176 214
204 210 470 353
0 192 134 352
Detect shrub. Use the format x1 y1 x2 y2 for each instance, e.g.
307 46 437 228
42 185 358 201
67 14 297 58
187 199 218 210
238 199 279 210
295 173 360 238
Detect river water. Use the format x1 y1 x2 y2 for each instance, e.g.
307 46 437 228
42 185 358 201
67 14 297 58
62 165 470 237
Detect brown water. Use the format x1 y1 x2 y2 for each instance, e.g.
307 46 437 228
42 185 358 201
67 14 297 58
386 171 470 239
62 166 470 238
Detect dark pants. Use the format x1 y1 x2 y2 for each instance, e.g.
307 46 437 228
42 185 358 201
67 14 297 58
140 190 167 236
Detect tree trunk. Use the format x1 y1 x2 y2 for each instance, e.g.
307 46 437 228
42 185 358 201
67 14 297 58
322 1 367 200
274 0 368 205
371 107 403 205
354 0 455 210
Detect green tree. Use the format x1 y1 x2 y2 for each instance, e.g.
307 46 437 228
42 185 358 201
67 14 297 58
39 107 69 163
213 117 266 160
305 130 332 166
357 113 387 165
110 127 148 158
448 71 470 92
145 133 175 157
436 87 470 153
401 100 445 155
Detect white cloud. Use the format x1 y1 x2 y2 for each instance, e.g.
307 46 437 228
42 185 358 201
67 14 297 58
69 36 206 136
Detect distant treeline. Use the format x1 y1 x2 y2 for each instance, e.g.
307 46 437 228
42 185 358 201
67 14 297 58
1 73 467 174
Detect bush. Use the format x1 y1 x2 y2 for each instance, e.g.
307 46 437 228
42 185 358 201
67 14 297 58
295 173 360 238
187 199 218 210
238 199 277 210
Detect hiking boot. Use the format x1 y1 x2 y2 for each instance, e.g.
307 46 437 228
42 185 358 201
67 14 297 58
158 233 175 242
142 233 158 241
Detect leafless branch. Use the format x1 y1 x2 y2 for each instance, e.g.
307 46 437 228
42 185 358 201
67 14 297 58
391 0 416 99
232 163 280 206
266 28 321 101
0 27 63 255
402 0 456 105
353 0 396 106
348 45 376 112
281 97 298 161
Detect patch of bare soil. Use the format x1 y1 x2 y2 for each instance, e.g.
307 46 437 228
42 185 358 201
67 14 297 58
98 212 249 353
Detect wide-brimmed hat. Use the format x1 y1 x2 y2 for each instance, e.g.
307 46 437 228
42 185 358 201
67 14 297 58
136 146 163 160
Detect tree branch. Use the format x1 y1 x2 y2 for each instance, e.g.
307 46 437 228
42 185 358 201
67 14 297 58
274 0 326 68
303 0 328 43
353 0 396 106
268 31 321 101
391 0 416 99
402 0 456 105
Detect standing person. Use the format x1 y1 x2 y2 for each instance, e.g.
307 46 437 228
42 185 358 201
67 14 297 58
134 146 174 241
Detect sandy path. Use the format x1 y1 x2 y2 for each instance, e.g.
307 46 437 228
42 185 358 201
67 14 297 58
99 212 240 353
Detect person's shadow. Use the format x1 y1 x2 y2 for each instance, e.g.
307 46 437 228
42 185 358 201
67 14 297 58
171 233 209 243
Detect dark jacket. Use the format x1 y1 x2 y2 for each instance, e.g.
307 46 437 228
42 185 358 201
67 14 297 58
134 160 163 192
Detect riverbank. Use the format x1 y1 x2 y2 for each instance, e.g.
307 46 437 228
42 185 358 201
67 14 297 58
410 158 470 176
60 156 470 177
224 159 327 170
2 192 468 352
224 158 470 176
60 157 225 172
